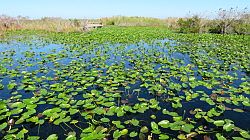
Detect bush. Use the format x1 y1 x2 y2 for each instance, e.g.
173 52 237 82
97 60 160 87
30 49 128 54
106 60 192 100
215 7 249 34
177 8 249 35
106 20 115 26
207 20 221 34
177 16 201 33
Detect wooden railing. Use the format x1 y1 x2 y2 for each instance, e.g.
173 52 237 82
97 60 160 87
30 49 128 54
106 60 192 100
83 22 103 30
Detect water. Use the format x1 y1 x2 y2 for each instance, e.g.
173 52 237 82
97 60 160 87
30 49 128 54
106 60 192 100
0 39 249 139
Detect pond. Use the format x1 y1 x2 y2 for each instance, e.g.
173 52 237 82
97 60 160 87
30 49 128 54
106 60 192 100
0 30 250 140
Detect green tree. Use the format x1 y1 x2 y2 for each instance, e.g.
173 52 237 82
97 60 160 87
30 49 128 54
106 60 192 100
177 15 201 33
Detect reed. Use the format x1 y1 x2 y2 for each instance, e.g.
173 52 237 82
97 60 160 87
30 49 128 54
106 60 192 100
19 17 84 32
101 16 170 27
1 16 174 33
0 15 86 32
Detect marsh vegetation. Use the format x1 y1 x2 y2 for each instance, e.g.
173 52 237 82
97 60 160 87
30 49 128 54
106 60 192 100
0 27 249 139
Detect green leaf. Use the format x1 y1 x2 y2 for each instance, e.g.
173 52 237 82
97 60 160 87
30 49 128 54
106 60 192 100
205 98 215 105
7 82 17 90
151 121 159 130
60 103 71 108
70 120 78 124
223 123 234 132
120 129 128 135
131 119 139 126
177 134 186 140
242 101 250 107
159 134 169 140
40 89 48 95
46 134 58 140
233 108 244 113
16 128 29 139
240 131 250 139
151 121 161 134
150 115 156 119
66 132 76 140
0 122 7 131
232 137 246 140
100 118 110 123
11 108 23 115
0 83 4 90
216 133 226 140
112 121 125 129
27 136 40 140
173 116 182 122
181 124 194 133
140 126 149 133
69 108 78 115
129 131 138 137
158 120 170 128
25 85 37 91
113 130 121 139
214 120 225 126
10 102 25 108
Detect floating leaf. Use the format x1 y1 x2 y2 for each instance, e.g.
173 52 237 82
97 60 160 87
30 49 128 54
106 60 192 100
223 123 234 132
131 119 139 126
121 129 128 135
129 131 138 137
113 130 121 139
100 118 110 123
240 131 250 139
159 134 169 139
46 134 58 140
158 120 170 128
181 124 194 133
16 128 29 139
177 134 186 140
214 120 225 126
233 108 244 113
0 122 7 131
151 121 159 130
27 136 40 140
216 133 226 140
66 133 76 140
140 126 149 133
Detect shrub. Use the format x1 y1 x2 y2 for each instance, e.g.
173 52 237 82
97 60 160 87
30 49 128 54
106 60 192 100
177 16 201 33
215 7 249 34
0 15 21 31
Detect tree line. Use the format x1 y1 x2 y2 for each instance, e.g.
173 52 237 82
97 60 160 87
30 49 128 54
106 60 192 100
176 7 249 34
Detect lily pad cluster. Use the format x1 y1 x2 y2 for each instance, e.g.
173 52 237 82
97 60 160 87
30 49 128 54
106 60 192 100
0 27 250 139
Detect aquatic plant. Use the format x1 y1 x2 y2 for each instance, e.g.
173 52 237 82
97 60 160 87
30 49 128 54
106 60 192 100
0 27 249 139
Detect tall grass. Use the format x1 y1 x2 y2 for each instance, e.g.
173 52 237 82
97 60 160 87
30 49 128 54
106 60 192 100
0 15 87 32
1 10 248 34
1 16 176 33
101 16 168 27
19 17 84 32
0 15 20 33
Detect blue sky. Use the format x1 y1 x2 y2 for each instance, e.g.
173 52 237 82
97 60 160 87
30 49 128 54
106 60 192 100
0 0 249 19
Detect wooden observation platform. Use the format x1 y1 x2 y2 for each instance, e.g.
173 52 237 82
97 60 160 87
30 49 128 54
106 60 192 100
83 21 103 31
